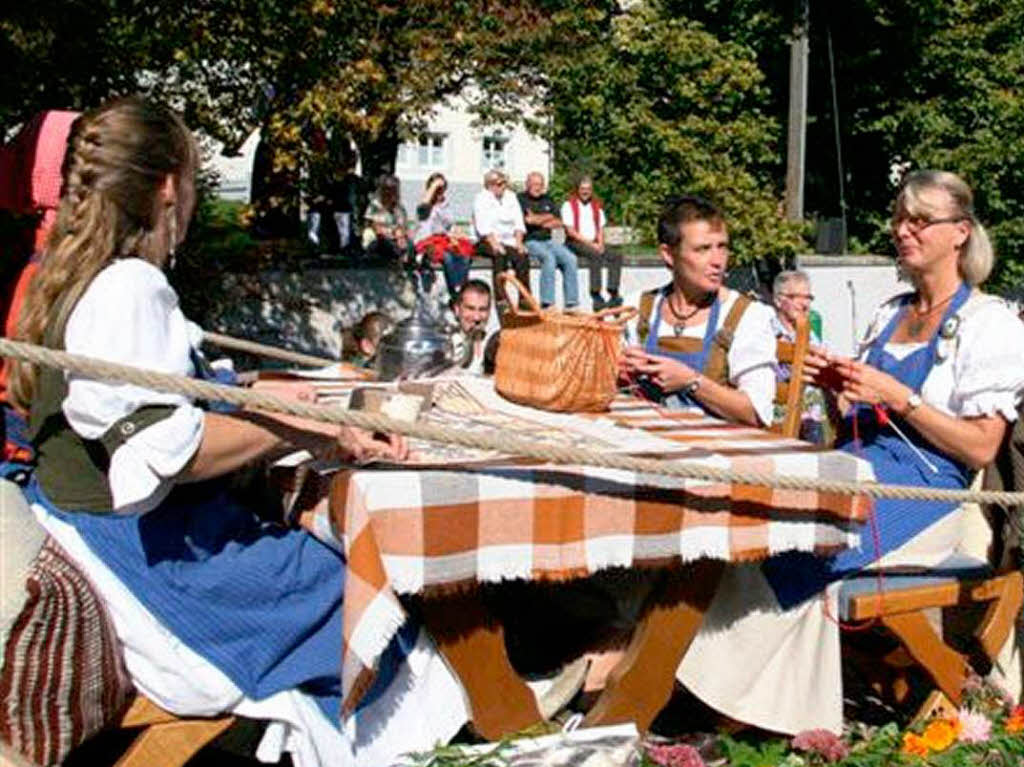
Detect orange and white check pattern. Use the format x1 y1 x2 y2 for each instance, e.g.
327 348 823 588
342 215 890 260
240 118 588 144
308 390 875 718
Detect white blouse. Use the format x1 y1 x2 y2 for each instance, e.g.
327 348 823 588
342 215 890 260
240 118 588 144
624 286 777 426
62 258 205 513
472 189 525 246
857 291 1024 421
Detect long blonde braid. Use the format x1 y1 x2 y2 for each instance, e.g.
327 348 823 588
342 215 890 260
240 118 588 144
8 97 197 410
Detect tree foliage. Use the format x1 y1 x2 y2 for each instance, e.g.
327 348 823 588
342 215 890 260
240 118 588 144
855 0 1024 294
10 0 1024 289
545 0 803 264
659 1 1024 293
2 1 614 182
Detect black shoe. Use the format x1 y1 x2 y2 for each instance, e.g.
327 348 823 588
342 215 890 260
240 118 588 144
591 293 607 311
607 293 623 308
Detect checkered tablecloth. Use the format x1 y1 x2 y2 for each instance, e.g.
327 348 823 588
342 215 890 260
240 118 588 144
296 380 875 718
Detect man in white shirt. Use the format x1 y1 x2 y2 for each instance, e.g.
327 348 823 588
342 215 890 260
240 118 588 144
472 169 528 309
560 176 624 311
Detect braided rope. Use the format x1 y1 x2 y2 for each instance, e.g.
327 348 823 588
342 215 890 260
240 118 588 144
202 331 341 369
4 336 1024 506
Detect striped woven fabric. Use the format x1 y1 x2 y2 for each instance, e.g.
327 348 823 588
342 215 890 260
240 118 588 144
0 538 134 766
301 387 875 718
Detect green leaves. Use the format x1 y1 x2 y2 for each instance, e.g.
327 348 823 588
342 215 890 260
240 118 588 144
546 0 802 264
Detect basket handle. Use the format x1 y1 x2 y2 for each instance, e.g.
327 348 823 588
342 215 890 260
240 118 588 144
593 304 639 326
495 272 543 316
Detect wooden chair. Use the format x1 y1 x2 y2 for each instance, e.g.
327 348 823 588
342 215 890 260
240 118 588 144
772 315 811 439
839 552 1023 720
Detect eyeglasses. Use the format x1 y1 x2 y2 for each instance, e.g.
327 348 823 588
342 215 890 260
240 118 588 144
780 293 814 301
891 215 966 235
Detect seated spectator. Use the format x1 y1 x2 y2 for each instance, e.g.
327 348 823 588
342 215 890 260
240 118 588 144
518 172 579 310
364 174 413 264
561 176 624 310
450 280 492 375
341 310 393 369
472 169 528 310
771 269 827 443
414 173 474 302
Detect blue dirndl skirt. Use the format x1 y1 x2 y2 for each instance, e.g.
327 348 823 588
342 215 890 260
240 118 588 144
26 476 415 722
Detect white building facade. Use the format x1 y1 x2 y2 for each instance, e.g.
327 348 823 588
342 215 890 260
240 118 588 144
394 93 551 223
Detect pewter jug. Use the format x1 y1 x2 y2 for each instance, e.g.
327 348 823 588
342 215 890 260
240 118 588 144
375 303 454 381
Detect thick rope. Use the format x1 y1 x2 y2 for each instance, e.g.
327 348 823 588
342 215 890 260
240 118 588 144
4 336 1024 505
201 330 340 369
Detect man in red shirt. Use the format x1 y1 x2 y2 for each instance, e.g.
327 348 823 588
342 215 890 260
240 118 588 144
560 176 624 311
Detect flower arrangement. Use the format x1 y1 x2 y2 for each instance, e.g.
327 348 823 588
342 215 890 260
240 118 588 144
635 677 1024 767
412 678 1024 767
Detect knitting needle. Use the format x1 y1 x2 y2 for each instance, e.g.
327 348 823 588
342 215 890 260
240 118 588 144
872 404 939 474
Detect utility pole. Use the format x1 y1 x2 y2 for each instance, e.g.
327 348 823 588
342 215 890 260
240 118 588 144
785 0 810 222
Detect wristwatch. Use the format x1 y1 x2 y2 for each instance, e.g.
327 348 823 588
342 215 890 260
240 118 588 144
682 377 702 397
904 392 923 414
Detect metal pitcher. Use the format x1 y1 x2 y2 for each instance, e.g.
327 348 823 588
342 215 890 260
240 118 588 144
375 302 455 381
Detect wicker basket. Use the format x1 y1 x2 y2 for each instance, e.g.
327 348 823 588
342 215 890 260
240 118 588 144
493 274 636 413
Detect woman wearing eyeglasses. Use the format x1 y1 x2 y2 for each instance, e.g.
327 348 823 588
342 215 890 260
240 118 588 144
674 170 1024 736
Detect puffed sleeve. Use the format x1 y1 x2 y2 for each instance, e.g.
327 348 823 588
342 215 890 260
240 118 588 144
63 259 205 512
855 294 906 361
728 300 777 427
950 298 1024 421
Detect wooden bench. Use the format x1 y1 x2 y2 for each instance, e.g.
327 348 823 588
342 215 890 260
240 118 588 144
839 552 1023 718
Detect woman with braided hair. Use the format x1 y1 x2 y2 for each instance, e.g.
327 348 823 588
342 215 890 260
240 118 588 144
8 97 468 767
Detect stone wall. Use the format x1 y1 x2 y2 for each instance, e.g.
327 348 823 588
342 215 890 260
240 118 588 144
201 254 900 365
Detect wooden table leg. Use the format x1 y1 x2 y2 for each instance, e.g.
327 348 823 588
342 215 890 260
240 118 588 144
420 589 543 741
584 560 725 731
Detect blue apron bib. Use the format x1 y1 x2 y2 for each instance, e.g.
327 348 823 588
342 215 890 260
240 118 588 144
765 283 972 608
643 290 721 413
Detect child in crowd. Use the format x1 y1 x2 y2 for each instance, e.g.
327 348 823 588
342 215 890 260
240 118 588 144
341 311 393 368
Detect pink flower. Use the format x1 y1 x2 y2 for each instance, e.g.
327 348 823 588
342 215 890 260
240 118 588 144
645 743 706 767
957 708 991 744
791 729 850 762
